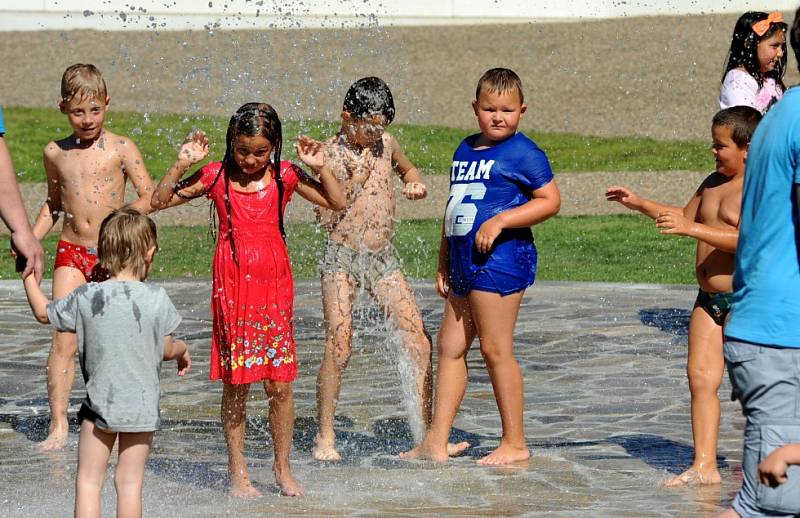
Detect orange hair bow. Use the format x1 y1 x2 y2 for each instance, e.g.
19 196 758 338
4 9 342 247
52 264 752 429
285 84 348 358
752 12 784 37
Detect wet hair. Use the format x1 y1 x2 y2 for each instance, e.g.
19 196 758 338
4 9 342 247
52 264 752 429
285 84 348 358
98 207 158 280
61 64 107 103
722 12 788 90
342 77 395 124
791 6 800 72
202 103 285 262
712 105 763 148
475 68 524 104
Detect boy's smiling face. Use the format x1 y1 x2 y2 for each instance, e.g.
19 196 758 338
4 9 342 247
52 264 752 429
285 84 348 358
60 94 109 142
472 87 526 142
711 124 748 177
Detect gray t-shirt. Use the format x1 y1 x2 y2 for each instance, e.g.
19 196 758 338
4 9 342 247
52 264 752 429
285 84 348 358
47 281 182 432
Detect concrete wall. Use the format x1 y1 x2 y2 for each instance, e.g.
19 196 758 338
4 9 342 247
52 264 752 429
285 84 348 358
0 0 798 30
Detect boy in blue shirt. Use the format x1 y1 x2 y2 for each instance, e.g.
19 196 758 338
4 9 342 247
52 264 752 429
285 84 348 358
715 8 800 518
402 68 560 464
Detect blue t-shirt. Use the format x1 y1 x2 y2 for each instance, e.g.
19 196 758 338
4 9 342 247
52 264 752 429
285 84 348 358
445 132 553 296
0 106 5 136
725 87 800 348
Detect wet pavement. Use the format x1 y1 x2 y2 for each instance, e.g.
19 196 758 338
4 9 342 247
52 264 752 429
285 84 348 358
0 279 744 516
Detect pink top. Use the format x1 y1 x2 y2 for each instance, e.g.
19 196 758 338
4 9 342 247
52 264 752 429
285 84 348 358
719 69 783 114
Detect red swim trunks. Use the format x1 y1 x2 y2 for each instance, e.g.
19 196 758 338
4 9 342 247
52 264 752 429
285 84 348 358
53 240 109 282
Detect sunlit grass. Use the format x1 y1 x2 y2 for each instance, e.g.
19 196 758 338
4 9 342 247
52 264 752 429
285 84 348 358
4 106 711 183
0 215 696 284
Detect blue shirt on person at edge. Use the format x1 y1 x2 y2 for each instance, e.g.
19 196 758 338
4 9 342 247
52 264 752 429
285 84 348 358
725 87 800 348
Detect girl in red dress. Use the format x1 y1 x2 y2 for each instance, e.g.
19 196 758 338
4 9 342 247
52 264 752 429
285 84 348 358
151 103 344 497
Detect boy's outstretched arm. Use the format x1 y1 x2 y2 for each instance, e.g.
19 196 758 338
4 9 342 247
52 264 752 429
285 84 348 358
390 135 427 200
151 131 209 211
163 336 191 376
294 136 346 210
759 444 800 487
119 138 156 214
474 180 560 254
605 185 682 219
23 273 50 324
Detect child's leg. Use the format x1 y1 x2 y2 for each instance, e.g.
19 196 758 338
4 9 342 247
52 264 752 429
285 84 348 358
468 289 530 465
400 293 476 462
114 431 154 518
666 306 724 486
221 382 260 497
74 419 115 518
263 380 303 496
372 271 433 428
314 272 356 461
41 267 86 451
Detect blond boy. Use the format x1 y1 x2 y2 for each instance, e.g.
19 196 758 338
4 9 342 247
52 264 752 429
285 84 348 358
32 64 154 450
606 105 762 485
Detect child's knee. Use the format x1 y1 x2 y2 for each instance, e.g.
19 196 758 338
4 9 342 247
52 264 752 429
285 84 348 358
479 339 513 364
265 380 293 401
51 332 78 356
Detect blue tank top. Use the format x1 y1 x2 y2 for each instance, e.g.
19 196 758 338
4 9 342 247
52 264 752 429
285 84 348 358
445 132 554 295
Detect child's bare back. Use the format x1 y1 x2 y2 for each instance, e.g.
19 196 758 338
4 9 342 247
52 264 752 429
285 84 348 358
41 129 152 247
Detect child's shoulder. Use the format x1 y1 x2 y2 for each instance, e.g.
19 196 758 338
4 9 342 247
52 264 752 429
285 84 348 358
722 68 758 87
698 171 743 193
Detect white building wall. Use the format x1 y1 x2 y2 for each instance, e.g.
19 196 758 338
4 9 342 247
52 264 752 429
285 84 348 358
0 0 797 30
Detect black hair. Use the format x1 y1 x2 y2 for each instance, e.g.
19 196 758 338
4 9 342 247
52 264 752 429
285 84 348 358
791 7 800 73
342 77 395 123
712 105 763 148
722 11 788 90
202 103 285 263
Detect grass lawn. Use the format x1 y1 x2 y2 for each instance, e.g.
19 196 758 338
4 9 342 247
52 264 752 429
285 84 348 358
0 215 696 284
4 106 712 182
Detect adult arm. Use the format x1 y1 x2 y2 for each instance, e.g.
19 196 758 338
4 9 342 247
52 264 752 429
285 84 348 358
0 137 44 281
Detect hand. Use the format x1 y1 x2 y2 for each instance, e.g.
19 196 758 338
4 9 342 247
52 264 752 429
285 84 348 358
605 186 641 210
435 269 450 299
656 210 693 236
402 182 427 200
296 135 325 170
175 340 191 376
178 131 209 165
11 230 44 283
759 448 791 487
475 216 504 253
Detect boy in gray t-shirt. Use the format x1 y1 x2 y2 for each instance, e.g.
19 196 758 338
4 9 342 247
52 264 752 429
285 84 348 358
23 207 190 517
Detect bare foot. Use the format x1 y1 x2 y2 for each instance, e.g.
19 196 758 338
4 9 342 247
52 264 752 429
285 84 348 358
312 435 342 461
447 441 470 457
399 439 449 462
274 467 304 496
664 466 721 486
477 442 530 465
37 426 68 452
229 479 263 498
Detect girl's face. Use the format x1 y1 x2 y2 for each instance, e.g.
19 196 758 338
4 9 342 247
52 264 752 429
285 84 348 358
757 31 785 73
233 134 274 175
472 88 527 142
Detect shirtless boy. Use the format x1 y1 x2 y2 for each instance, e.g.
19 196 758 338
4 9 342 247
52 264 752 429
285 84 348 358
606 105 762 485
32 64 154 450
312 77 468 460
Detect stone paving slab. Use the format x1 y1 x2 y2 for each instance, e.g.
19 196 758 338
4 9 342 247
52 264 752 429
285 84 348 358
0 279 744 516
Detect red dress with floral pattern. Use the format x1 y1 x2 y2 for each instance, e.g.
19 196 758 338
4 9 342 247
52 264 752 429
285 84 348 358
200 161 299 384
